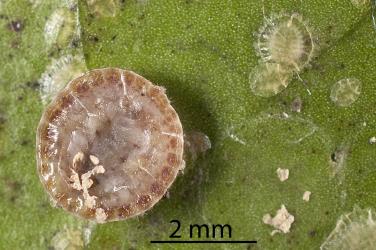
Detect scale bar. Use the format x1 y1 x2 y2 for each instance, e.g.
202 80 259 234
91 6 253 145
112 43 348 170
150 240 257 244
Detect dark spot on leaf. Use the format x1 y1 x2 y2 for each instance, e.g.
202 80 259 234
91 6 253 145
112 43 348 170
48 48 62 58
327 24 334 32
138 13 145 20
88 13 95 20
69 3 78 12
247 244 257 250
330 146 349 168
291 97 302 112
88 35 99 42
84 52 90 60
308 230 316 237
347 122 356 127
26 80 40 89
330 152 337 162
2 178 23 203
20 139 30 146
0 113 6 125
71 38 80 48
119 0 126 11
7 20 24 32
10 39 20 49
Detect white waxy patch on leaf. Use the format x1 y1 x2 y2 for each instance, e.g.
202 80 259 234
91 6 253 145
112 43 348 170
276 168 289 182
263 205 295 235
303 191 311 202
369 137 376 144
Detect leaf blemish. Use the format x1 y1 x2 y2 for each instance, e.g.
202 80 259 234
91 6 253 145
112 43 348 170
6 20 24 32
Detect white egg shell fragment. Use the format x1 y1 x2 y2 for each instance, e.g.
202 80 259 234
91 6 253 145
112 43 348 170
263 204 295 235
36 68 184 223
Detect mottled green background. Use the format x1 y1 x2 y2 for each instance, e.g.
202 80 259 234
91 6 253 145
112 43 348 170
0 0 375 249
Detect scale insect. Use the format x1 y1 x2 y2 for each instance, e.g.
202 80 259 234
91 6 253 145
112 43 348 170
321 207 376 250
250 13 316 98
330 78 361 107
250 62 292 97
255 13 316 72
36 68 185 223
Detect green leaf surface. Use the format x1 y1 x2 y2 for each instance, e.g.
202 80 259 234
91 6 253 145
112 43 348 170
0 0 376 249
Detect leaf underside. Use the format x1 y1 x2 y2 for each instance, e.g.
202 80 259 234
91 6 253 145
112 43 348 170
0 0 375 249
